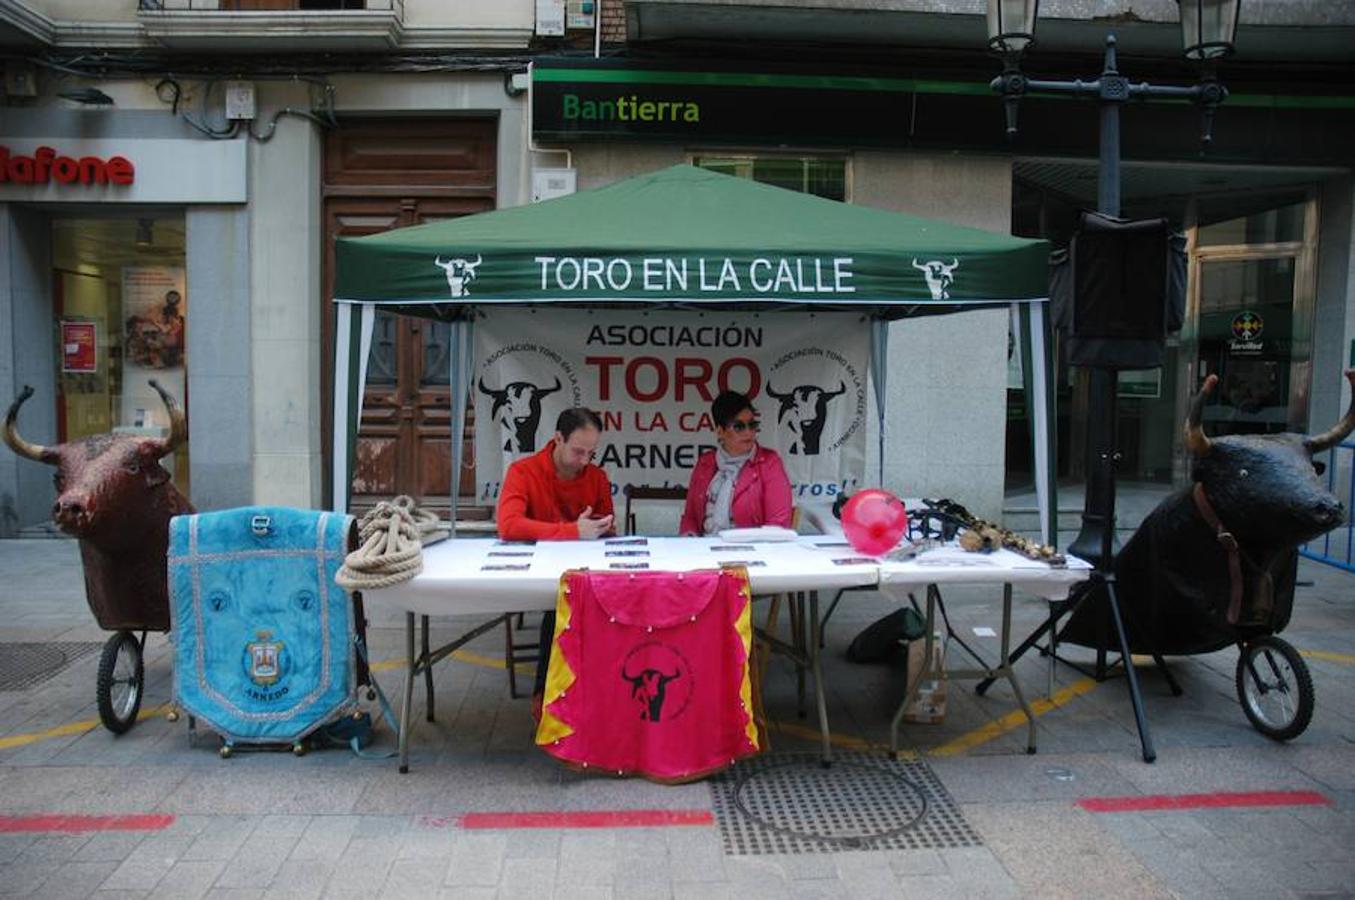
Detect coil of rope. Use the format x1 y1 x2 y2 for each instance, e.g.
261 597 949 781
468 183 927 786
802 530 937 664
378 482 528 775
336 495 451 591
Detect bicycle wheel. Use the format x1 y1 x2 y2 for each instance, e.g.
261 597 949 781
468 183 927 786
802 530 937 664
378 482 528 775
1235 636 1313 742
96 631 144 734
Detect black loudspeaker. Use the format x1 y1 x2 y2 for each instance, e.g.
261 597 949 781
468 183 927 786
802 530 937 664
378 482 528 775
1050 212 1186 369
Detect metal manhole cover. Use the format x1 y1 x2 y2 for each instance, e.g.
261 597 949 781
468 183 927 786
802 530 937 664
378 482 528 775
0 642 103 692
710 750 983 855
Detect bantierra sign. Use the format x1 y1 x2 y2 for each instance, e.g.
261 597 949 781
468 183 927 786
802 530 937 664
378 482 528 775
532 255 856 294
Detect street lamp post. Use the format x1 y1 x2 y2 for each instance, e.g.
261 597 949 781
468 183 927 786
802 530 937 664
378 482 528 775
987 0 1240 565
982 0 1241 762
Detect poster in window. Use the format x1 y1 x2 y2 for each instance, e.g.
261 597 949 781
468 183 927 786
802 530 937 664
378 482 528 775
121 267 187 438
61 320 98 373
122 267 185 370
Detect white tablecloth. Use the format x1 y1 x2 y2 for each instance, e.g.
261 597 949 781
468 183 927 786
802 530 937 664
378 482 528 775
878 545 1091 602
365 535 883 617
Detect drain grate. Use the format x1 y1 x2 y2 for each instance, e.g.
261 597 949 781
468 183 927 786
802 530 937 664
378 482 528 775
0 642 103 692
710 750 982 855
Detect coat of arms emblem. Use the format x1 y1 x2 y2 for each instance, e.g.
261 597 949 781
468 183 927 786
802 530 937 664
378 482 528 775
246 630 285 686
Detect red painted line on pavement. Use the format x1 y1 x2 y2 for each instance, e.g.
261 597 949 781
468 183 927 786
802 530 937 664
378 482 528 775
1078 790 1330 813
452 809 714 830
0 814 175 834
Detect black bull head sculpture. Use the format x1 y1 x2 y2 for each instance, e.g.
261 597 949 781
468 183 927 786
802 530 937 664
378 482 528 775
3 381 194 631
1062 369 1355 656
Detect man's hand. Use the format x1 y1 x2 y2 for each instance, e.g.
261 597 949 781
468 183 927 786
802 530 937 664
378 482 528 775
576 506 615 540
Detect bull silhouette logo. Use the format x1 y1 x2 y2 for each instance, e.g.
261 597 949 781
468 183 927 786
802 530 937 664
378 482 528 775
477 376 562 452
622 666 681 722
912 258 959 300
433 254 482 298
765 381 846 456
620 641 692 723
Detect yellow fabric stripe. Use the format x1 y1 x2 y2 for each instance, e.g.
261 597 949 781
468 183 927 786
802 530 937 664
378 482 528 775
730 569 761 750
534 573 577 746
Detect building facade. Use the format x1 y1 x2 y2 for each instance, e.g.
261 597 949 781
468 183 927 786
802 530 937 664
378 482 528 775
1 0 1353 536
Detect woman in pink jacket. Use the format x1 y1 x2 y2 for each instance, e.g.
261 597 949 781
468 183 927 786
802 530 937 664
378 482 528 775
680 390 794 536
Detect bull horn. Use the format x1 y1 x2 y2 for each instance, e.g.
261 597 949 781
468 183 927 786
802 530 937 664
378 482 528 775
539 377 562 396
477 376 499 396
824 380 846 398
765 383 789 400
911 258 926 272
146 379 188 458
466 254 482 270
2 386 56 464
1305 369 1355 453
434 256 446 267
1183 374 1217 458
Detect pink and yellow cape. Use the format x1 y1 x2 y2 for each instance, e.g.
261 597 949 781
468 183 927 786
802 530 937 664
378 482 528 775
535 567 764 782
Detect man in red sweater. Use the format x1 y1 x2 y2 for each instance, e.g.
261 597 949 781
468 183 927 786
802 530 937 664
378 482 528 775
496 407 615 541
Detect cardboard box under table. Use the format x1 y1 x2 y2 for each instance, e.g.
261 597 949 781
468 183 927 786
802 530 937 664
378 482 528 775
877 546 1091 755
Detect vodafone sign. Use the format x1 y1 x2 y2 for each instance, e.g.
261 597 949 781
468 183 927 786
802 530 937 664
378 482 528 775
0 145 134 186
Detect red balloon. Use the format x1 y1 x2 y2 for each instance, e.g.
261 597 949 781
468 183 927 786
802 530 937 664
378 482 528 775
841 490 908 556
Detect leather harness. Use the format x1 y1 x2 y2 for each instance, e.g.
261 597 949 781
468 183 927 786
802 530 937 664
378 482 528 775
1191 483 1274 626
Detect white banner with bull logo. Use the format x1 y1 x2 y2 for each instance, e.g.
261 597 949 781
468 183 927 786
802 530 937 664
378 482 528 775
472 310 869 508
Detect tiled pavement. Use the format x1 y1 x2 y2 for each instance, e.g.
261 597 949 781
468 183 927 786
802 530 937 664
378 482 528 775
1 538 1353 898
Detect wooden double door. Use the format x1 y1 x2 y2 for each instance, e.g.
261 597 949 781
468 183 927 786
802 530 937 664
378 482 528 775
322 119 497 516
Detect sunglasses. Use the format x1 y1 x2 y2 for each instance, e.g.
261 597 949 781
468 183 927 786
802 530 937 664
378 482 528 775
725 420 761 433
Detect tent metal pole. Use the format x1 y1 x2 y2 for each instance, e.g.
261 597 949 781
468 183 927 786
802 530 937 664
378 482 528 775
870 319 889 487
331 302 354 514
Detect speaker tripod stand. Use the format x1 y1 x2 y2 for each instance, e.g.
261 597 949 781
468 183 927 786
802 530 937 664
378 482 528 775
976 404 1159 763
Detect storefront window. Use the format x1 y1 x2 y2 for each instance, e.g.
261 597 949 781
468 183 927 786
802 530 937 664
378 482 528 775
694 156 847 201
1197 200 1306 247
51 215 190 494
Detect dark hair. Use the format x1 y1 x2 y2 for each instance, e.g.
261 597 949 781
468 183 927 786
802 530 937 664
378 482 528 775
711 390 755 429
556 407 603 439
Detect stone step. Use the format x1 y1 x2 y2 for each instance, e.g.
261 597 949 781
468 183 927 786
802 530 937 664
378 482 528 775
16 521 71 539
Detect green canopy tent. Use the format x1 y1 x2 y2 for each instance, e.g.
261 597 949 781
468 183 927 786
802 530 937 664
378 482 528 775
332 164 1058 541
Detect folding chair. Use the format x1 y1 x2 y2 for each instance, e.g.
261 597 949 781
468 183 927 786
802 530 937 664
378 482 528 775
623 484 688 535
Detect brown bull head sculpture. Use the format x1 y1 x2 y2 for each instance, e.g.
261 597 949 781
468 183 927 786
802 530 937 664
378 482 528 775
3 380 194 630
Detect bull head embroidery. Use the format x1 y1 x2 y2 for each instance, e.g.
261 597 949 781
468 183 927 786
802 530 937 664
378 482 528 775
621 666 681 722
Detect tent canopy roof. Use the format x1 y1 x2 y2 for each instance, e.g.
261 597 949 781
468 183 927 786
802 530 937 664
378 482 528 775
334 164 1049 319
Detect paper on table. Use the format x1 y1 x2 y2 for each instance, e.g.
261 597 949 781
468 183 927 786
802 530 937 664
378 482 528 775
717 526 799 543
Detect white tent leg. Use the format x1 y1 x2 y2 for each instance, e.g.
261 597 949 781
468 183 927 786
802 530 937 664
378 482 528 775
870 318 889 487
1027 302 1057 548
332 302 374 515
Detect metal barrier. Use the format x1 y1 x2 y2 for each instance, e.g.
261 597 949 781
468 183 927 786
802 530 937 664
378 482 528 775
1300 440 1355 573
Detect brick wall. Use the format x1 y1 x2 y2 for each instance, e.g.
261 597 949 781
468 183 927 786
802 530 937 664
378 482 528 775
601 0 625 43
